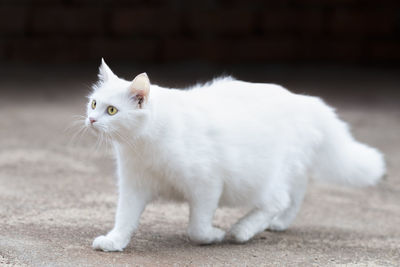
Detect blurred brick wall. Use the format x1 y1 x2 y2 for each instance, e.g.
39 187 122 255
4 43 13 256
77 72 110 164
0 0 399 63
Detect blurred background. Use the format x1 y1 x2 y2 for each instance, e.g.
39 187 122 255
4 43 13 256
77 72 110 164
0 0 400 64
1 1 400 265
0 0 399 98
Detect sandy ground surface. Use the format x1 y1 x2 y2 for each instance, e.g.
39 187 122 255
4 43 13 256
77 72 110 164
0 64 399 266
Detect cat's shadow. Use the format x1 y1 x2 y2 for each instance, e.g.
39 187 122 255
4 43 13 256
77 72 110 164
123 226 382 255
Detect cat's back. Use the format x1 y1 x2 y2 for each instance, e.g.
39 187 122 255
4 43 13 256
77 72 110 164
192 77 291 101
152 77 322 128
171 77 294 113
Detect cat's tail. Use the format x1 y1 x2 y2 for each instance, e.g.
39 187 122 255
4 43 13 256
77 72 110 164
311 104 386 187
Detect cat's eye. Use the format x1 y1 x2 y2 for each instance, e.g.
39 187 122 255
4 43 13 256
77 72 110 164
91 100 96 109
107 106 118 115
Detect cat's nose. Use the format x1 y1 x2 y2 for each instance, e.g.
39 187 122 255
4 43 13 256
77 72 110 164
89 117 96 124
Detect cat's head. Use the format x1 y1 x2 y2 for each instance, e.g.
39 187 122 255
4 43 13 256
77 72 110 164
85 59 151 139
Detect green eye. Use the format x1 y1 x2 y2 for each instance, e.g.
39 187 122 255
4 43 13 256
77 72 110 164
91 100 96 109
107 106 118 115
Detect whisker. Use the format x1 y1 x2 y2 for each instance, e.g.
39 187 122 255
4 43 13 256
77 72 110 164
71 115 87 119
108 126 142 159
105 132 113 156
93 131 102 152
64 118 86 133
67 122 88 146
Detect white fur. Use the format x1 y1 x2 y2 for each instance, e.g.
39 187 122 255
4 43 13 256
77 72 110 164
87 61 385 251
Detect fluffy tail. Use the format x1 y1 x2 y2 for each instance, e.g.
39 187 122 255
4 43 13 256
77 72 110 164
311 107 386 187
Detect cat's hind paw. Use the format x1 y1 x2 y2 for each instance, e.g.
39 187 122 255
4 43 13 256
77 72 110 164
228 228 251 243
267 218 290 232
267 222 288 232
188 227 226 245
228 223 258 243
92 235 124 252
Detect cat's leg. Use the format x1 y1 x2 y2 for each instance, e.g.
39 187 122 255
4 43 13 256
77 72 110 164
187 185 225 244
228 190 290 243
268 178 307 231
92 178 151 252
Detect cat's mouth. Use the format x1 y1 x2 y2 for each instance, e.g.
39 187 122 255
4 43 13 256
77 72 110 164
89 124 105 134
85 119 103 133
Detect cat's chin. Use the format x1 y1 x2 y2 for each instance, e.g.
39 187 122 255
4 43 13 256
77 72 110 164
87 125 104 136
88 125 99 132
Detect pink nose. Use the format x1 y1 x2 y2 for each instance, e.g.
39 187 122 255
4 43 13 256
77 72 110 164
89 117 96 124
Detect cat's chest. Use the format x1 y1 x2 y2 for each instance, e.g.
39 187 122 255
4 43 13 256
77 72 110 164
114 141 172 176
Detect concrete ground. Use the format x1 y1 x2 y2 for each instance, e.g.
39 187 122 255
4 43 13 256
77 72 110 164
0 63 399 266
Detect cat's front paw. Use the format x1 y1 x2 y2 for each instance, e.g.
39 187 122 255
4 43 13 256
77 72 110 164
92 235 125 252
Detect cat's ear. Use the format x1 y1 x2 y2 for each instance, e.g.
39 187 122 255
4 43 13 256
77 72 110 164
98 58 117 82
129 73 150 108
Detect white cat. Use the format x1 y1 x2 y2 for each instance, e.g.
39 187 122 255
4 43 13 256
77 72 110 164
87 59 385 252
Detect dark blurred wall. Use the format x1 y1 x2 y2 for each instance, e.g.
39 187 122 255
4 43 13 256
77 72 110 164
0 0 399 64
